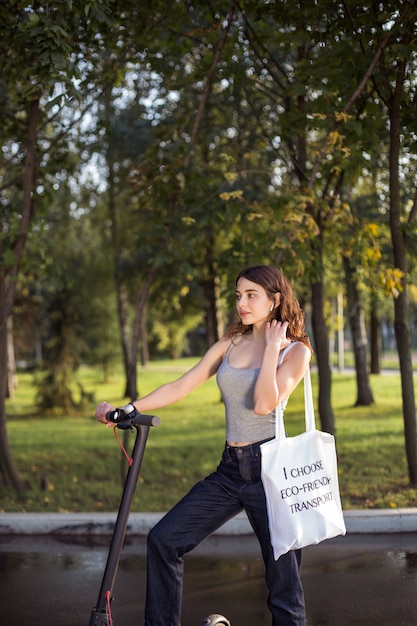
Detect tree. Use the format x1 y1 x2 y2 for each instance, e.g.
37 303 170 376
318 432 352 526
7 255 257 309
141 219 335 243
368 1 417 482
4 1 417 488
0 0 118 489
96 0 240 397
228 1 390 432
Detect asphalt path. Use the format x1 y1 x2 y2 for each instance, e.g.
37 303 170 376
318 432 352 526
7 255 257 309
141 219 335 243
1 511 417 625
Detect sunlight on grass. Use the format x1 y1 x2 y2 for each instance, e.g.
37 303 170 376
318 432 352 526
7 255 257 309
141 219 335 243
3 362 417 512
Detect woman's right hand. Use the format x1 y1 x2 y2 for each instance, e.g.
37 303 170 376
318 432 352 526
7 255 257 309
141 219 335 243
95 402 116 424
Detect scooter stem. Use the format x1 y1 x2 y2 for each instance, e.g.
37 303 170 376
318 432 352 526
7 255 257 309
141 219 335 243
89 417 159 625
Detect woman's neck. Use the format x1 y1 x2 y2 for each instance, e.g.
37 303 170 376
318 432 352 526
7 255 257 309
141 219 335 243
251 321 267 340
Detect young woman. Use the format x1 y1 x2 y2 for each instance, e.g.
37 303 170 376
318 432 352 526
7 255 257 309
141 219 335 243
96 265 313 626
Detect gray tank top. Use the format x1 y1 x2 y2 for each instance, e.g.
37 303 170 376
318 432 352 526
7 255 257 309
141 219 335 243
216 341 292 443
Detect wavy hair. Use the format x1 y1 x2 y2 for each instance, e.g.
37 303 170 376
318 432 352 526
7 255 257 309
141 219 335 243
225 265 313 353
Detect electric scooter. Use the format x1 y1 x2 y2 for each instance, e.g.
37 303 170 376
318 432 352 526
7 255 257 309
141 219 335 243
89 403 231 626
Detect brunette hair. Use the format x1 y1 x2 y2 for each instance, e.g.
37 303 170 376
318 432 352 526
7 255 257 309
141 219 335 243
225 265 313 352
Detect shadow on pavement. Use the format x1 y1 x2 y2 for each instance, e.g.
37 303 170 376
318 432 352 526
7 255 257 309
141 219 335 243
1 532 417 625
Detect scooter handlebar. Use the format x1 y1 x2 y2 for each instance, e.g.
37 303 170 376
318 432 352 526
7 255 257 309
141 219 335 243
106 403 160 428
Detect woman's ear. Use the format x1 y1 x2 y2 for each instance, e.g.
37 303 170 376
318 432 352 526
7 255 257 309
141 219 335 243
270 293 281 312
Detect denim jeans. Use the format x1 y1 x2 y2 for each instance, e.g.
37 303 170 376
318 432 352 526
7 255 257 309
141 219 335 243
144 441 306 626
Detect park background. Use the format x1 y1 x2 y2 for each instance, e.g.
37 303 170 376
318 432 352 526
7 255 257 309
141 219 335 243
1 1 417 515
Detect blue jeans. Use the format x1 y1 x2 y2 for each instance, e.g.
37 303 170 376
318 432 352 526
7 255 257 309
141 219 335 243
144 441 306 626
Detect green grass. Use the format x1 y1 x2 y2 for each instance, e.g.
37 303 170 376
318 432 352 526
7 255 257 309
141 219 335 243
2 359 417 513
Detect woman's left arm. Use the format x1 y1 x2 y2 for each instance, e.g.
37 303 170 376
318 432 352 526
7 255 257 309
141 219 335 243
254 326 311 415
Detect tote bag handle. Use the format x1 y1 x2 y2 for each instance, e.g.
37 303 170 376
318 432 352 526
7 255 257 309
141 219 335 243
275 344 315 440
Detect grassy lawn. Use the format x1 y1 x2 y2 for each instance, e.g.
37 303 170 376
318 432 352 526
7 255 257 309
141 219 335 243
2 359 417 513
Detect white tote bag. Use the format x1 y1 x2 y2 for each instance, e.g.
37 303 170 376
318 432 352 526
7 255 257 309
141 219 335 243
260 362 346 560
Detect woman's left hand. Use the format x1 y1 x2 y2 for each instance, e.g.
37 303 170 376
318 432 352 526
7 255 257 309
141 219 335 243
265 319 290 350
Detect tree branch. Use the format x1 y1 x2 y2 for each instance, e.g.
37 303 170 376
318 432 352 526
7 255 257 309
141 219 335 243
184 0 238 168
308 28 392 189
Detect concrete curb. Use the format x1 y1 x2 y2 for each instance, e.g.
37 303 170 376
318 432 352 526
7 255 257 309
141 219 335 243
1 508 417 536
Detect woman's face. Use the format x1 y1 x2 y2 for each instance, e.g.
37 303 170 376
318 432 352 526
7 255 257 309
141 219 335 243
235 277 275 326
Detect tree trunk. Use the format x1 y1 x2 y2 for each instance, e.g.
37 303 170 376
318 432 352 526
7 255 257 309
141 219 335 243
0 95 39 490
369 296 381 375
393 288 417 483
120 265 157 485
106 153 139 401
140 303 149 367
388 77 417 484
116 285 135 399
130 262 158 395
203 278 218 349
310 279 335 434
0 322 28 489
202 268 222 349
6 316 17 399
343 255 374 406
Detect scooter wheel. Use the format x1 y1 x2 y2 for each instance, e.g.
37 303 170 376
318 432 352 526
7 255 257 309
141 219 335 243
200 615 231 626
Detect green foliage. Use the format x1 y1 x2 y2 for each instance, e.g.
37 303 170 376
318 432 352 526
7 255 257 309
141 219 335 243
149 313 204 359
3 362 417 513
2 0 417 489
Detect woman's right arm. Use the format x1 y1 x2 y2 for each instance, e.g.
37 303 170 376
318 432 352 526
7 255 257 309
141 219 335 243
95 337 230 423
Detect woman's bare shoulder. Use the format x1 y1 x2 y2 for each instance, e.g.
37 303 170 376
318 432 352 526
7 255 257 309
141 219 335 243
285 341 311 365
203 335 234 361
